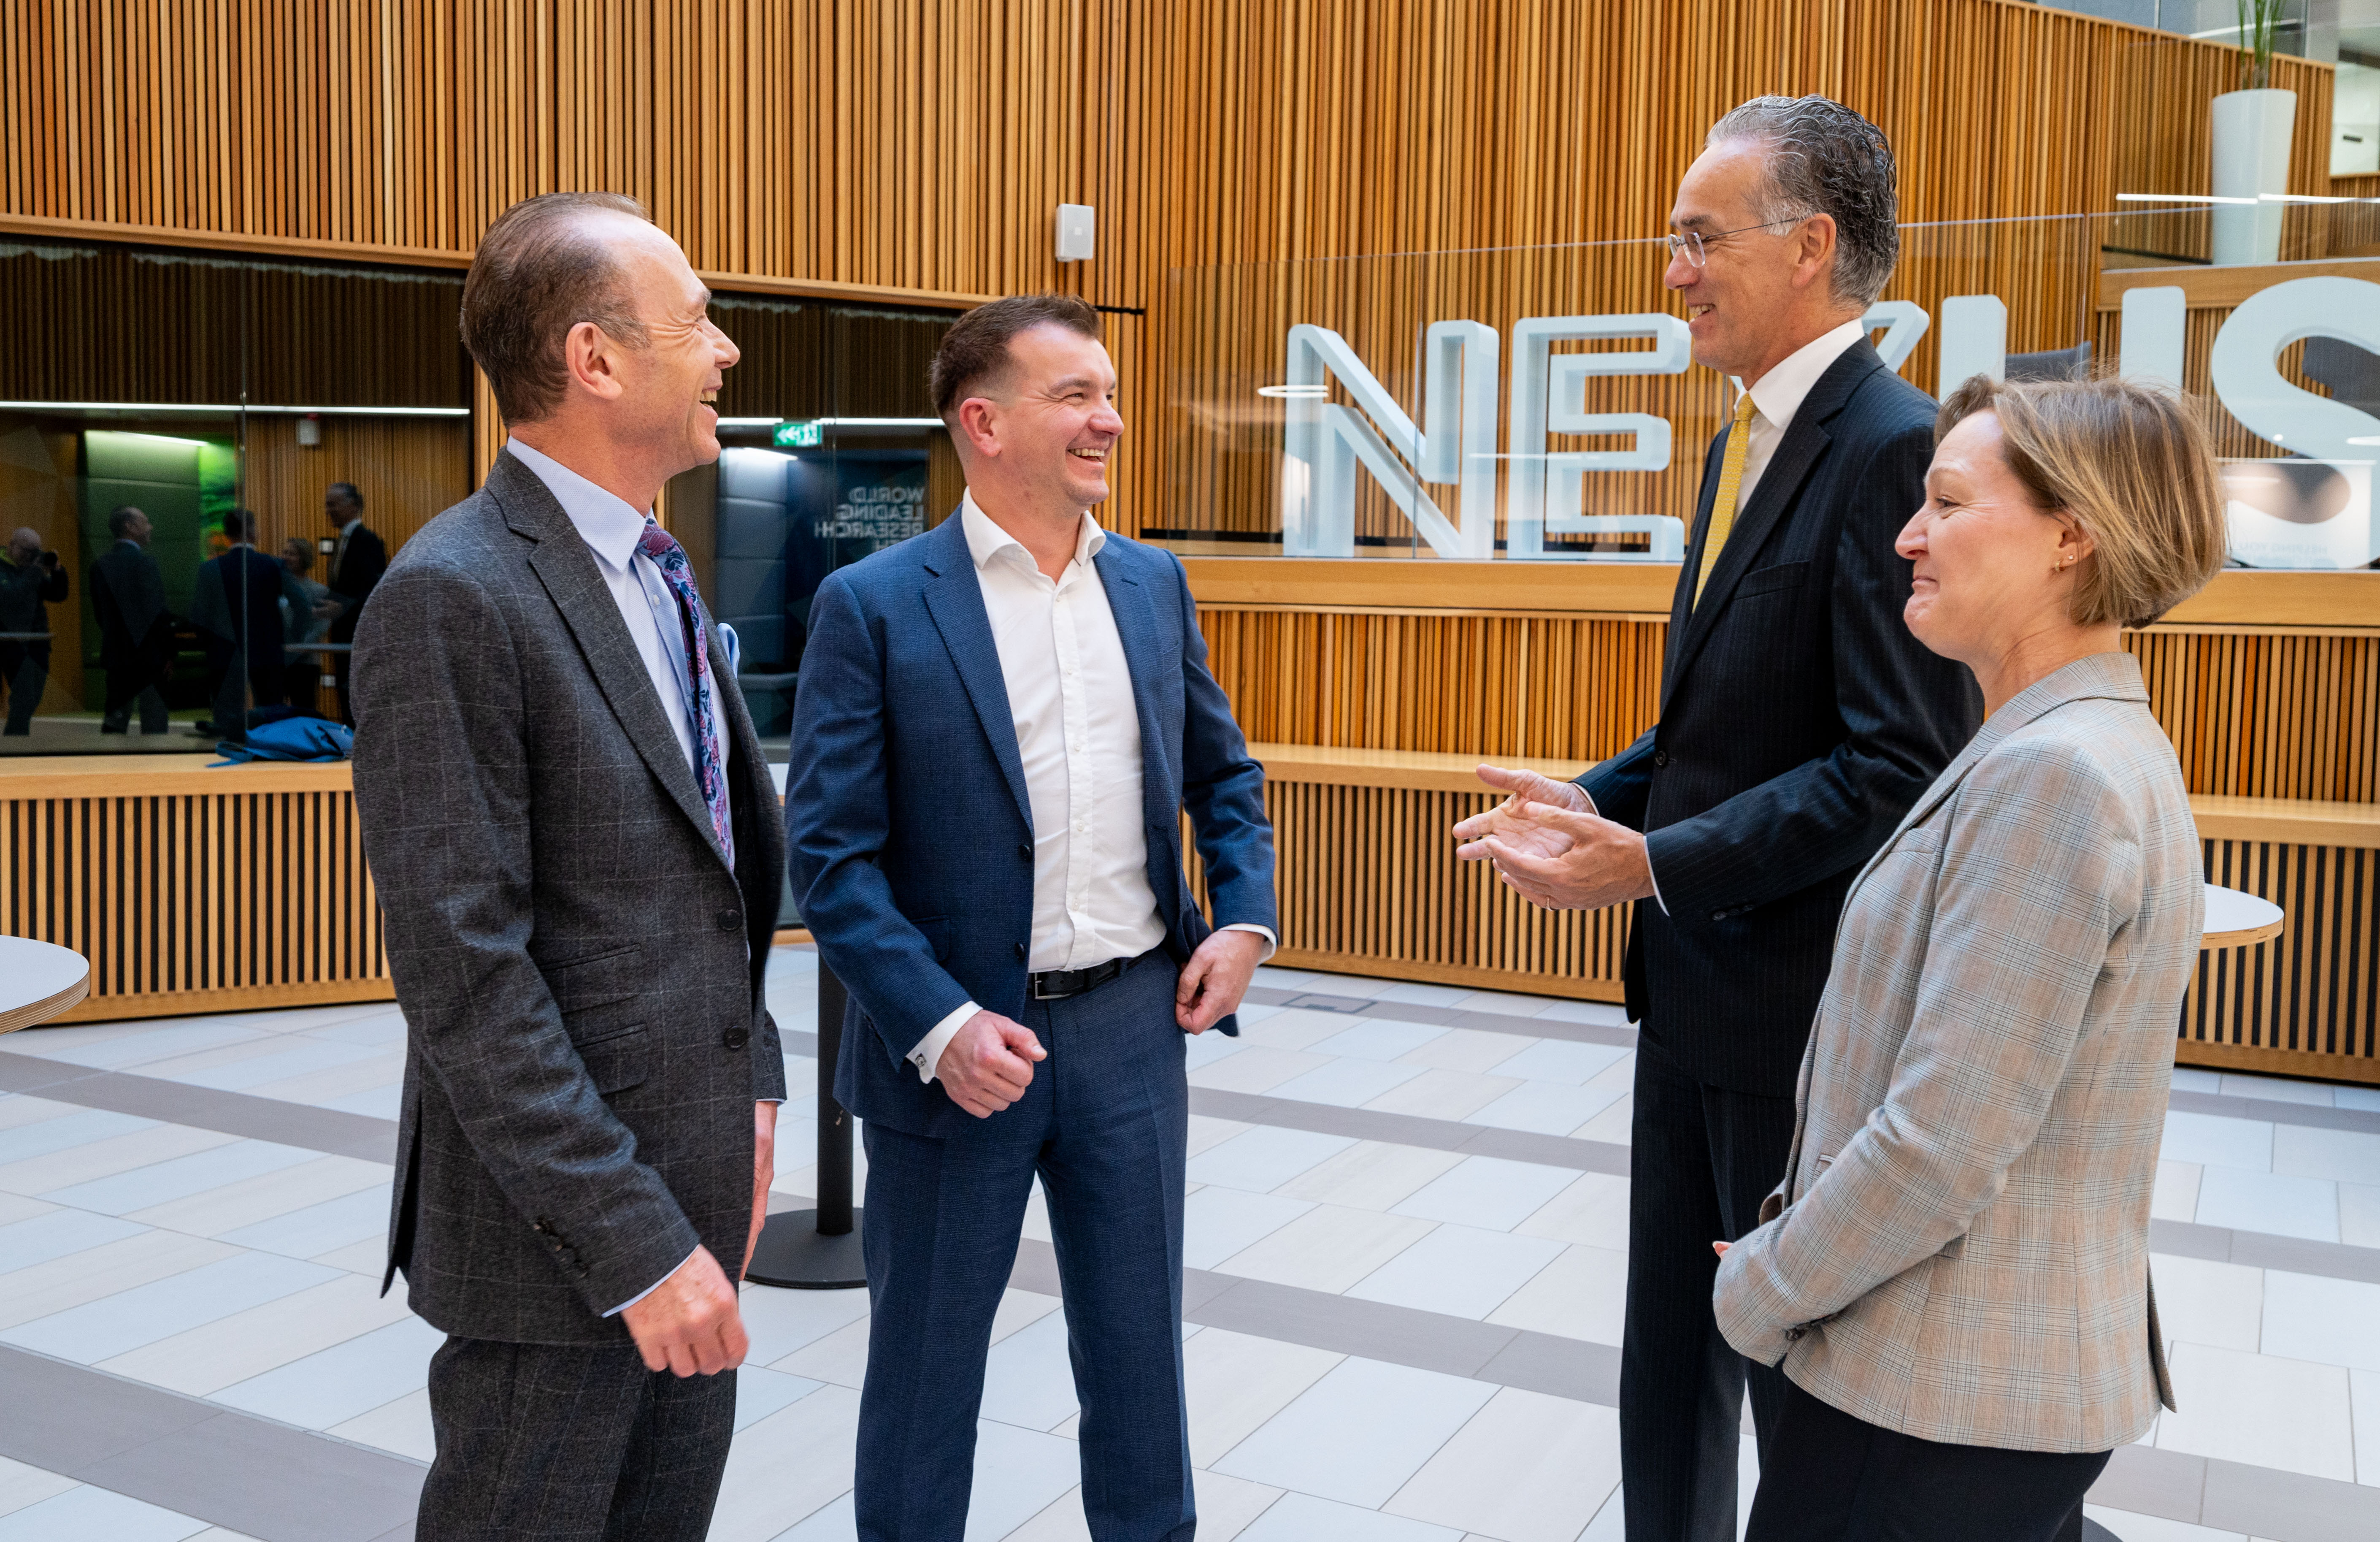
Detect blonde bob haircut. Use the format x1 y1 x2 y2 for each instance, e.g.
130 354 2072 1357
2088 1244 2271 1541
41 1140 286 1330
1935 374 2229 629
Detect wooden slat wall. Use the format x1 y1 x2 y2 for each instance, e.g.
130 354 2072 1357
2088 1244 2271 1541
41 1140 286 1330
0 779 391 1024
0 0 2337 538
2192 838 2379 1083
1198 604 2380 805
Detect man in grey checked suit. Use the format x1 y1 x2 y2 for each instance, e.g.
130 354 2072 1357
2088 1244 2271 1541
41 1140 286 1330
352 191 783 1541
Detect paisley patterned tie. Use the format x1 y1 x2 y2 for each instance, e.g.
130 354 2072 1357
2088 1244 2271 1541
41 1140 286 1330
636 519 735 869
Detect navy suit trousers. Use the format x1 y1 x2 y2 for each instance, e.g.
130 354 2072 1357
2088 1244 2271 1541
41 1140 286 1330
855 953 1194 1542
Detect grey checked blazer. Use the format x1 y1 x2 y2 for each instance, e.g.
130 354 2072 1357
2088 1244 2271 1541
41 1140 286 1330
353 449 787 1346
1714 652 2194 1453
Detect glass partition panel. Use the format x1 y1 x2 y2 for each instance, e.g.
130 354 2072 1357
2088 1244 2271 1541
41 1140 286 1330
0 233 472 754
662 294 956 759
1160 204 2380 570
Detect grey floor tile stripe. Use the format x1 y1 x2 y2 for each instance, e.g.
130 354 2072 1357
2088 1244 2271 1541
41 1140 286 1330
2090 1440 2380 1542
2148 1217 2380 1285
0 1343 423 1542
0 1050 398 1163
2166 1087 2380 1136
1241 984 1638 1049
1187 1087 1633 1177
1005 1237 1622 1404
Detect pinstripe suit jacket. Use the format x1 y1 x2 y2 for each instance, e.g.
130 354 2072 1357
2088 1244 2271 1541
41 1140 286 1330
1713 651 2193 1453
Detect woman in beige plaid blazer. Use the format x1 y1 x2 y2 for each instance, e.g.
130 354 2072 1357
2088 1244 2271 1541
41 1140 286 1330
1712 375 2231 1542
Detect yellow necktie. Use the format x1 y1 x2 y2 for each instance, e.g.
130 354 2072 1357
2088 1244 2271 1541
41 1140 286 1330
1695 392 1760 606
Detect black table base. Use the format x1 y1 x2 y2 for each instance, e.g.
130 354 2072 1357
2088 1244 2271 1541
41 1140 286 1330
746 1206 866 1290
749 960 868 1291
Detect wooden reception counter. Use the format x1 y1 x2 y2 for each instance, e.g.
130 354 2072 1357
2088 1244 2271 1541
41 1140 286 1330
5 565 2376 1082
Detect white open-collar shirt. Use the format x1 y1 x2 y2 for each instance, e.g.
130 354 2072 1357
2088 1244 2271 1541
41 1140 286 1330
904 492 1274 1083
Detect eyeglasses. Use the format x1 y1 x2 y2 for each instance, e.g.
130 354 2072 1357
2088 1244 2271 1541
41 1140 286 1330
1662 218 1799 268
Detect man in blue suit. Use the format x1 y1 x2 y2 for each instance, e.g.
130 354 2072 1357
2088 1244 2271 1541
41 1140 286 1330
787 294 1277 1542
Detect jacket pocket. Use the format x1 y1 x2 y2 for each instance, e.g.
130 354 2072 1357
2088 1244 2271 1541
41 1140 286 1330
913 916 952 961
543 943 644 1015
573 1021 650 1095
1735 560 1810 600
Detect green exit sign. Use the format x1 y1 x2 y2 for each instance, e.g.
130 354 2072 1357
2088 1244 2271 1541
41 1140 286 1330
774 420 824 448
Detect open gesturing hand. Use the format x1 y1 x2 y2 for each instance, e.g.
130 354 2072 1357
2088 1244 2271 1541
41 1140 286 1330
1452 764 1657 913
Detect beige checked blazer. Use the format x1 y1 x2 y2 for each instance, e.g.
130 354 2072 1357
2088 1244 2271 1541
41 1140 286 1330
1713 651 2196 1453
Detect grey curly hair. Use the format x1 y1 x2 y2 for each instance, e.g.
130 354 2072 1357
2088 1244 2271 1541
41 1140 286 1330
1706 95 1900 308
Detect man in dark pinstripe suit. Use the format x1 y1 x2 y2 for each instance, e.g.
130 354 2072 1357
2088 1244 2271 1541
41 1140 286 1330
1458 97 1982 1540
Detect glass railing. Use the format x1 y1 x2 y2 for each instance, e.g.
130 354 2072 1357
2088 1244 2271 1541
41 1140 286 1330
1154 205 2380 570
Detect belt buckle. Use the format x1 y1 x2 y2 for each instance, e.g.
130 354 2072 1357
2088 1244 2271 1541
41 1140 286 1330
1031 971 1071 1002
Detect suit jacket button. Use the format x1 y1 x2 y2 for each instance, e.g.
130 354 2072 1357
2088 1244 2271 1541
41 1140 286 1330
1652 749 1670 768
724 1025 750 1050
716 909 742 932
1017 843 1032 860
1014 942 1027 961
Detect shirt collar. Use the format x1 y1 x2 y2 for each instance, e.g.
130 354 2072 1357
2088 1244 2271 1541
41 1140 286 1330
958 489 1106 573
505 438 651 572
1735 317 1866 431
339 518 363 537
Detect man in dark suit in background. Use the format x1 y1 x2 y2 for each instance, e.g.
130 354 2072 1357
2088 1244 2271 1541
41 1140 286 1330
91 504 176 736
352 190 780 1542
191 509 285 743
324 480 387 725
0 526 68 736
788 295 1277 1542
1456 96 1982 1541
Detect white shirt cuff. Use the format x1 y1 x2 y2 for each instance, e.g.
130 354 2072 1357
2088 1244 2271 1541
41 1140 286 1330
909 1001 979 1084
1576 785 1667 917
604 1244 699 1317
1222 922 1278 962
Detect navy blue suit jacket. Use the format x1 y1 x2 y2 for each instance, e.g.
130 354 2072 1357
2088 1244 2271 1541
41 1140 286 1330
1579 339 1981 1098
786 511 1277 1139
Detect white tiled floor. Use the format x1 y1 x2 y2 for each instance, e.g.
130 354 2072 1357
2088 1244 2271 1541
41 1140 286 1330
1 951 2376 1540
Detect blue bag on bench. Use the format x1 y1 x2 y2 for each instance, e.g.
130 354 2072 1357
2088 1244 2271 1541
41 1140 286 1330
211 717 354 765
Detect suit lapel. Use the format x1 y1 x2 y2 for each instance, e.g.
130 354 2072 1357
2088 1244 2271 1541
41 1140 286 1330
1662 343 1888 704
493 452 723 865
1094 540 1174 829
918 512 1035 830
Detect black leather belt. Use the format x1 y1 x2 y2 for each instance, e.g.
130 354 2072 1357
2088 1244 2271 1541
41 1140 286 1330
1029 954 1136 1001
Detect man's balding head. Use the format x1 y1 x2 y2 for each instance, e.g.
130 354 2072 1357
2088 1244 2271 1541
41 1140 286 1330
6 528 39 564
461 192 655 424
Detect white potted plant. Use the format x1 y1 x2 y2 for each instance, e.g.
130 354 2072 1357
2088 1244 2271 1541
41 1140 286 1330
2212 0 2296 265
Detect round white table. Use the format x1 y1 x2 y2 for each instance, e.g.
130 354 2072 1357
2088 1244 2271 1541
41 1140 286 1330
0 937 90 1033
2204 884 2284 951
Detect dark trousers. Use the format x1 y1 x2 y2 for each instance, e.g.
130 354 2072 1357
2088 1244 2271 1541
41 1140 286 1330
207 645 281 741
1744 1379 2107 1542
415 1334 738 1542
1622 1035 1799 1542
0 640 46 735
102 642 171 733
856 953 1194 1542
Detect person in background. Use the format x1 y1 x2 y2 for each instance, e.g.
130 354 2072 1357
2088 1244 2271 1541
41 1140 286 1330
352 190 781 1542
0 526 69 736
324 480 387 724
1713 375 2227 1541
788 294 1277 1542
1452 95 1981 1540
90 505 176 736
280 536 335 708
189 509 285 743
